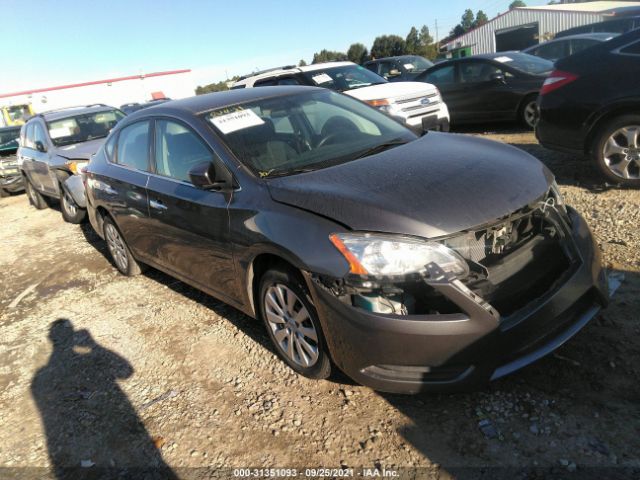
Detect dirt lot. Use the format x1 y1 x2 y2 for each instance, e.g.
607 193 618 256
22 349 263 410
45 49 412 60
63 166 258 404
1 128 639 480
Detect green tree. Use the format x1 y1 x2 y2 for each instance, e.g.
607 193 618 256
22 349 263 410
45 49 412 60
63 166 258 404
347 43 369 64
370 35 406 59
461 9 475 30
405 27 421 55
312 49 348 64
473 10 489 28
195 80 230 95
298 59 307 67
509 0 527 9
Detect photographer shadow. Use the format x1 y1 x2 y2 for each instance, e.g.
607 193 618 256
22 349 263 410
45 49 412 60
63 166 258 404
31 319 177 479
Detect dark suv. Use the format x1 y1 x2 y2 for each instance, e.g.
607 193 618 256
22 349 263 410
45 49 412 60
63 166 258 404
18 105 125 222
364 55 434 82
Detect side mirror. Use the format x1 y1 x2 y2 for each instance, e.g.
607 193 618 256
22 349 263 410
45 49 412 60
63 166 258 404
35 140 47 153
490 73 506 84
188 161 235 191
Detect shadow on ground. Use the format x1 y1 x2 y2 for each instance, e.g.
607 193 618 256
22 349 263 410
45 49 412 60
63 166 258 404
31 318 178 479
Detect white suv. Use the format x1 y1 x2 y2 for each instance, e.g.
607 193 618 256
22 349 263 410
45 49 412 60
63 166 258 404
232 62 450 133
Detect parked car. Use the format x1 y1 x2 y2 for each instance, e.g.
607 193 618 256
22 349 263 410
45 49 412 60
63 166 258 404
84 86 607 394
556 16 640 38
415 52 553 128
232 62 450 133
120 98 171 115
523 33 618 62
18 104 125 222
537 29 640 186
0 126 24 196
363 55 434 82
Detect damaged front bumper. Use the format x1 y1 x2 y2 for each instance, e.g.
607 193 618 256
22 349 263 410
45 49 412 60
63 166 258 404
306 207 608 394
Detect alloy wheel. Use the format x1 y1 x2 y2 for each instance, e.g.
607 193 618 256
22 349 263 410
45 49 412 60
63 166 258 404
524 101 540 128
602 126 640 180
105 223 129 272
62 190 77 217
264 284 319 368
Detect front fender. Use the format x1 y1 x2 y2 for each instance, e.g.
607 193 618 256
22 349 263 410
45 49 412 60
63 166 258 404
63 174 87 208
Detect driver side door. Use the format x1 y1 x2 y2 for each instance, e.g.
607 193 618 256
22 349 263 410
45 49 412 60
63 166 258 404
144 118 239 303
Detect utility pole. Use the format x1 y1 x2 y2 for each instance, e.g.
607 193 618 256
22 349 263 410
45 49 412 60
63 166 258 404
435 19 439 43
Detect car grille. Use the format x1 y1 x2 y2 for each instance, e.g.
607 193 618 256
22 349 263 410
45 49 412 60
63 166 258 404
444 203 576 317
393 92 442 118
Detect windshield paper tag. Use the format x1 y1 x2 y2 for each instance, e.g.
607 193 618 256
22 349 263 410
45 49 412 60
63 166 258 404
403 63 415 70
494 56 513 63
311 73 333 85
210 109 265 134
49 127 72 139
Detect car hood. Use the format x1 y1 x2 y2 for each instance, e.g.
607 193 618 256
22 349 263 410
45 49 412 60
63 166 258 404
345 81 437 102
55 138 106 160
267 133 553 238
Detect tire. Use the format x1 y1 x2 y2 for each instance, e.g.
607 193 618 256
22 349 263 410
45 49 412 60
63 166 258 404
103 216 143 276
25 177 48 209
520 95 540 129
592 115 640 187
60 184 87 224
0 188 8 198
258 267 332 380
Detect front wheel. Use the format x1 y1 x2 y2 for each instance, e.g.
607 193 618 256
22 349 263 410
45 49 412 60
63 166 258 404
25 178 48 209
0 188 8 198
258 267 331 380
103 216 144 276
593 115 640 187
60 186 87 223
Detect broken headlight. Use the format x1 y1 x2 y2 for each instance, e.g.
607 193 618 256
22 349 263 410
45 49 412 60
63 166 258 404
330 233 469 278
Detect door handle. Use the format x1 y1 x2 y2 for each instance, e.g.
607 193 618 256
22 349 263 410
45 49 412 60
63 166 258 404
150 199 168 211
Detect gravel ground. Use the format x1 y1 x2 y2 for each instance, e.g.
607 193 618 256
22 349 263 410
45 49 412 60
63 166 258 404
0 128 638 480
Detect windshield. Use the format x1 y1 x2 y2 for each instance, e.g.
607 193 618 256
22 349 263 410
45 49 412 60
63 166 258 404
300 65 387 92
399 56 434 72
206 90 416 177
47 110 125 146
0 128 20 147
492 52 553 75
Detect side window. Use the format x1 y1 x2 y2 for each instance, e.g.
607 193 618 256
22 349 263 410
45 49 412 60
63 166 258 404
33 123 48 148
570 39 598 55
25 123 35 149
154 120 213 183
364 63 378 74
104 134 117 162
459 61 502 83
272 116 294 134
377 61 395 79
619 40 640 55
535 41 567 60
254 78 278 87
425 65 455 85
116 121 150 171
278 77 301 86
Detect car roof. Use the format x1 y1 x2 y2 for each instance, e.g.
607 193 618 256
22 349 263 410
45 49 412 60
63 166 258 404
233 61 356 86
366 55 425 63
123 86 326 120
525 32 618 50
38 105 118 122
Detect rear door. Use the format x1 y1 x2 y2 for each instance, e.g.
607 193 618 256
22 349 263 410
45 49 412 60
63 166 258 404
456 60 518 120
31 121 58 195
144 118 238 302
422 63 469 121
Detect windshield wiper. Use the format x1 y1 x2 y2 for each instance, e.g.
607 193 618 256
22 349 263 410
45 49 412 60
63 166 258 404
260 167 318 178
354 139 408 159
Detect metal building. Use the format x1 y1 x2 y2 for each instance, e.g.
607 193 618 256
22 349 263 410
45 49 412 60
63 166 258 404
442 1 640 58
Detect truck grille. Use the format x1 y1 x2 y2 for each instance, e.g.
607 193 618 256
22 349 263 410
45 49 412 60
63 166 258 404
393 92 441 118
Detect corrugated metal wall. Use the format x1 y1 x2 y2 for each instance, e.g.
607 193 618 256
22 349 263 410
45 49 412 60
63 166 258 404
445 9 608 54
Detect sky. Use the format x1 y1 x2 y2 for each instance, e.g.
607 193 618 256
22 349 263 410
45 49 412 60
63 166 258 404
2 0 549 93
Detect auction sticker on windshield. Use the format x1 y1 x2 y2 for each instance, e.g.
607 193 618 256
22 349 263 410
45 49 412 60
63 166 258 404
494 56 513 63
312 73 333 85
209 109 265 134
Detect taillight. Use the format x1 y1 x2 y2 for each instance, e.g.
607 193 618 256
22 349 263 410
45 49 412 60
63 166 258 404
540 70 579 96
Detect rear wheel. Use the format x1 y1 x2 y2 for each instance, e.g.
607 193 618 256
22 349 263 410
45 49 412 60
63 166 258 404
25 178 48 209
60 185 87 224
103 216 143 276
258 267 331 380
593 115 640 186
0 188 8 198
520 95 540 129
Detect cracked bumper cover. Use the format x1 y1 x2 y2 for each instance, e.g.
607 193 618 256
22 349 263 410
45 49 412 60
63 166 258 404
306 208 608 394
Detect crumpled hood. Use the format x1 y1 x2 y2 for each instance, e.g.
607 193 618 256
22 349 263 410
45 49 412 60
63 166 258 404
55 138 105 160
267 133 554 238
